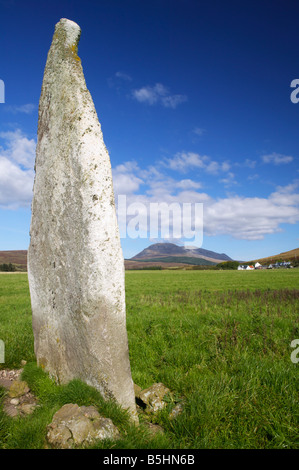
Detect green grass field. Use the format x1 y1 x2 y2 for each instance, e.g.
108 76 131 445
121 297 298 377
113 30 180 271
0 269 298 449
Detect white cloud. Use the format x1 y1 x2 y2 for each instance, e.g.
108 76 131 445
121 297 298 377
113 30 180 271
262 152 294 165
112 161 144 195
132 83 187 109
112 159 299 242
204 186 299 239
0 129 36 168
165 152 209 172
0 129 36 208
132 87 157 105
176 179 201 190
0 157 34 209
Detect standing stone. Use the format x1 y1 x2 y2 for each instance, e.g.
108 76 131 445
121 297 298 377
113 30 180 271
28 18 137 421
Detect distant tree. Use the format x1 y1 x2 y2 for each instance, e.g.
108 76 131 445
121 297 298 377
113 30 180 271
142 266 162 270
216 261 239 270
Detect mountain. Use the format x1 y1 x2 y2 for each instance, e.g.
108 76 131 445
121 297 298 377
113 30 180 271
130 243 233 264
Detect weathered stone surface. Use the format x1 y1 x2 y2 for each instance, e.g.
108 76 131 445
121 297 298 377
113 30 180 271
28 18 137 421
138 383 171 413
145 422 164 436
46 404 120 448
8 380 30 398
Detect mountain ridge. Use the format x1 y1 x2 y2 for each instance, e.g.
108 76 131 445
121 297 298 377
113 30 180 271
130 242 233 263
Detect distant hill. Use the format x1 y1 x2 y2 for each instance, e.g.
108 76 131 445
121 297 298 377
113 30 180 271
251 247 299 265
0 250 27 271
131 242 233 264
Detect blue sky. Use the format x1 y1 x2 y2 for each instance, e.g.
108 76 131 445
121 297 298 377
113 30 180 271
0 0 299 260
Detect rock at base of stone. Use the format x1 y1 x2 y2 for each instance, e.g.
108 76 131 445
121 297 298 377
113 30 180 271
46 403 120 449
138 383 171 413
8 380 30 398
135 382 184 421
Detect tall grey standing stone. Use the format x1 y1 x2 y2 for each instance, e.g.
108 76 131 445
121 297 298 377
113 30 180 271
28 18 137 421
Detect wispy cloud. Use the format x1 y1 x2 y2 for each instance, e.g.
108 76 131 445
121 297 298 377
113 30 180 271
107 71 132 90
164 151 231 176
244 158 256 168
115 71 132 81
193 127 206 136
5 103 36 114
219 172 237 187
247 173 260 181
262 152 294 165
234 158 256 169
161 94 187 109
132 83 187 109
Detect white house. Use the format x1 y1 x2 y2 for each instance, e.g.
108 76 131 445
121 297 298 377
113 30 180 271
238 264 254 270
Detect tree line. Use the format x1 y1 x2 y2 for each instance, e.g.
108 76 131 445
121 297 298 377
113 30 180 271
0 263 16 272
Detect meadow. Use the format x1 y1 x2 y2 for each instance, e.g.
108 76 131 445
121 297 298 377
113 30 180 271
0 269 298 449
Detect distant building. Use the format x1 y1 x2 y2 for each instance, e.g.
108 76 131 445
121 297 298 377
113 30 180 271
238 264 254 270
